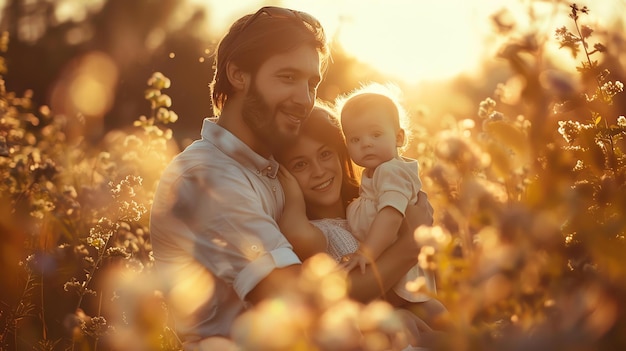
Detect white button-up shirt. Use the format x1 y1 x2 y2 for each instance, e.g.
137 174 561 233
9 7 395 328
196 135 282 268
150 118 300 342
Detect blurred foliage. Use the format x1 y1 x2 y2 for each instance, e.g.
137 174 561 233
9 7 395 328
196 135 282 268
0 47 181 348
408 3 626 351
0 1 625 351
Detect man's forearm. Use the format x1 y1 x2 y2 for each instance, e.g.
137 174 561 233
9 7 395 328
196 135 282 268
346 233 419 302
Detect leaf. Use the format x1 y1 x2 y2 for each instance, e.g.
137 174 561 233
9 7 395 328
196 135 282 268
594 116 602 125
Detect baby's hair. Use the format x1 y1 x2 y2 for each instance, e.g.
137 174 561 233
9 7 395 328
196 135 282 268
335 82 411 151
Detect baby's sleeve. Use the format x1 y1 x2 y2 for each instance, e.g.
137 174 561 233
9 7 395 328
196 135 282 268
373 160 421 215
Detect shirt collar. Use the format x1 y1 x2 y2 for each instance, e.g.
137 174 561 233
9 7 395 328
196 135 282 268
201 118 279 178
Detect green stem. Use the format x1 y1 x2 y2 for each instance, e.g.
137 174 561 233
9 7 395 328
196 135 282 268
573 12 617 173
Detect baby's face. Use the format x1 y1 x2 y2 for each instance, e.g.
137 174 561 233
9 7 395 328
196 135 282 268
342 106 403 170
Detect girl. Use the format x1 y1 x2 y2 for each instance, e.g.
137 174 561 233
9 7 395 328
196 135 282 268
275 101 446 328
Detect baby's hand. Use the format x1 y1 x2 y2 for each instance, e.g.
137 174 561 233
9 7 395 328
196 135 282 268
339 252 370 274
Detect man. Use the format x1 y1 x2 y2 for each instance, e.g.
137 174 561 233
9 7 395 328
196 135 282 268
149 5 433 348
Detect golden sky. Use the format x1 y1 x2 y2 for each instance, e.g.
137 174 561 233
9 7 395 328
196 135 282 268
190 0 625 85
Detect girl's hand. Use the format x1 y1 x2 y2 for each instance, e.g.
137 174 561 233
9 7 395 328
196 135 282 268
278 166 306 213
277 166 328 260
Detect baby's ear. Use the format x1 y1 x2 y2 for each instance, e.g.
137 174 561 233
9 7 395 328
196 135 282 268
395 128 406 147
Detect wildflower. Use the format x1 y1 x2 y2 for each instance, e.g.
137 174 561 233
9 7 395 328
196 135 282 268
600 81 624 99
156 107 170 122
569 3 589 21
147 72 171 90
489 111 505 121
110 175 143 198
133 115 150 127
418 246 437 271
573 160 584 171
86 235 106 250
87 217 117 250
81 316 114 339
106 246 130 259
478 97 497 118
30 198 55 219
144 88 161 100
155 108 178 124
617 116 626 127
580 25 593 39
163 128 173 140
63 278 82 293
558 120 584 144
63 277 96 297
153 94 172 109
593 43 607 53
555 26 581 57
118 200 147 221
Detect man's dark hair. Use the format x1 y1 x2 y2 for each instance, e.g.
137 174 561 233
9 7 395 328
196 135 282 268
210 7 329 116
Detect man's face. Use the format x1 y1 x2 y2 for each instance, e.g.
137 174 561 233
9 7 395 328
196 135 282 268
242 44 321 153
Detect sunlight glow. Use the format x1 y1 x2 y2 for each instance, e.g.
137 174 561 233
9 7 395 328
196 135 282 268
191 0 625 85
297 0 491 82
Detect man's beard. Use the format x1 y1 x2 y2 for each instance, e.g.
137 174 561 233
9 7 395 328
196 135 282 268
241 84 301 152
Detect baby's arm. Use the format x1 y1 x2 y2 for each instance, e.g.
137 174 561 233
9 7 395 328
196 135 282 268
277 167 327 260
342 160 417 272
342 206 403 273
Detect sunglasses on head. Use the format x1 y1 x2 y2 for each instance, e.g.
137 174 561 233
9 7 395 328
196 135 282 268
236 6 322 37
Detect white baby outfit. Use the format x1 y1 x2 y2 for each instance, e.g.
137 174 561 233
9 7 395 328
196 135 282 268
346 157 436 302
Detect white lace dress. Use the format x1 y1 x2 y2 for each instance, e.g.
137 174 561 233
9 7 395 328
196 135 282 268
310 218 359 263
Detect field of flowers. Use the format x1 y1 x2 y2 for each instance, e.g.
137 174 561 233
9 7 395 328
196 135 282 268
1 3 625 351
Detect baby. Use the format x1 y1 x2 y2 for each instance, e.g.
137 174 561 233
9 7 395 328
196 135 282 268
338 83 436 305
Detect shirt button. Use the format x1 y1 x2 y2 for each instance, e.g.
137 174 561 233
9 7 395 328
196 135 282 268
272 186 276 192
256 170 260 174
251 245 259 252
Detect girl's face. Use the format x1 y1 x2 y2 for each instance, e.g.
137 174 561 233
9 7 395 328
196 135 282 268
280 135 345 219
341 105 404 171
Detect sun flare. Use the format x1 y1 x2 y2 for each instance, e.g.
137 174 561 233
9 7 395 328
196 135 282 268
295 0 492 83
193 0 625 84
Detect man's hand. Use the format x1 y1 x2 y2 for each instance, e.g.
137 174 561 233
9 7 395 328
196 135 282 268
403 191 434 235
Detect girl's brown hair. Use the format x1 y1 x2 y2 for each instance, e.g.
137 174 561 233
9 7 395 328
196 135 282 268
276 100 359 212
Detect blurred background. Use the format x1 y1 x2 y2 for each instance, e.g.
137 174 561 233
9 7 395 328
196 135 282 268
2 1 626 350
1 0 624 147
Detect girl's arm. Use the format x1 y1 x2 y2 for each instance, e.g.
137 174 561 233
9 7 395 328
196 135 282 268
277 167 327 260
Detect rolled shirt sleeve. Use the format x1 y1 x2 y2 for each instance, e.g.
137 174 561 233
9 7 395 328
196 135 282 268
150 119 301 340
171 157 300 300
